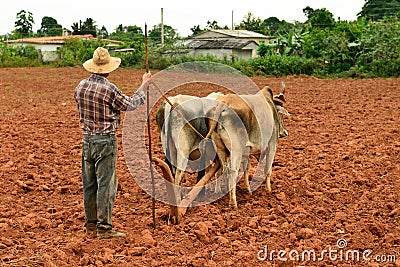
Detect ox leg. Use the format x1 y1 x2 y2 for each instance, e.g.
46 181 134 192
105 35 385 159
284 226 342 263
214 166 223 194
243 160 251 195
168 167 183 207
174 168 185 187
174 129 196 198
227 154 242 208
263 140 277 193
266 168 272 193
211 132 229 197
227 167 239 208
218 124 245 209
197 140 209 200
226 148 243 209
225 166 235 208
173 168 187 206
175 136 193 185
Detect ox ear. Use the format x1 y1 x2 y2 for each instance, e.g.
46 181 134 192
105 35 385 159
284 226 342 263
265 86 273 95
276 105 290 116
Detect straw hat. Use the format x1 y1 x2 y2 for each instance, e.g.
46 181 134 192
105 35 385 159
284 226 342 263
83 47 121 74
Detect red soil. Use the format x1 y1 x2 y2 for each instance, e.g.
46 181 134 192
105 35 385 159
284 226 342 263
0 67 399 266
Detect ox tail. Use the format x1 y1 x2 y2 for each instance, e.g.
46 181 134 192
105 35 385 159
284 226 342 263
165 116 174 174
198 101 225 198
205 102 225 139
200 102 224 167
152 157 174 183
198 102 224 199
200 102 224 163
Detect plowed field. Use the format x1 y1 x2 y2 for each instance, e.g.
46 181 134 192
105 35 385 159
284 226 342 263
0 67 399 266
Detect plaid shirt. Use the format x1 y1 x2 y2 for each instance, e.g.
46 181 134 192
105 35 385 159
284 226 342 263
74 74 146 135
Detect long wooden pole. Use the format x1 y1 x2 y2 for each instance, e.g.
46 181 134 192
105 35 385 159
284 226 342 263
145 23 156 229
145 23 149 73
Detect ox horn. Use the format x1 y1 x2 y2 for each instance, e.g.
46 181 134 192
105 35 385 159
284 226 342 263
280 81 286 95
273 82 286 105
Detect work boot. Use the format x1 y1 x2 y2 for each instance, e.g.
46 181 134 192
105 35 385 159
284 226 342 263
97 229 126 240
85 223 97 237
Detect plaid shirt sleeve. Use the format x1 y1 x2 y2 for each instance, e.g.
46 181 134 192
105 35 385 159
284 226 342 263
111 84 146 111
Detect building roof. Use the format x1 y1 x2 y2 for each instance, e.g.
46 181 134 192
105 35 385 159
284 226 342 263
191 29 274 40
7 34 121 45
211 29 271 39
187 39 257 49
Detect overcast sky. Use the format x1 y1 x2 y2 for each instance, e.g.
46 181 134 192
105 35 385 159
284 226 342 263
1 0 366 37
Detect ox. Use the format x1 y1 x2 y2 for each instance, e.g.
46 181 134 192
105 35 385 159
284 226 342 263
204 86 289 208
155 93 223 204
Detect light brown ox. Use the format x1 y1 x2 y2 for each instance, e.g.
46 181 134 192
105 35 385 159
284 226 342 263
204 86 289 208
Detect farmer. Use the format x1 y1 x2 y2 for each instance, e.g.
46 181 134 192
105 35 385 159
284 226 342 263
74 47 151 239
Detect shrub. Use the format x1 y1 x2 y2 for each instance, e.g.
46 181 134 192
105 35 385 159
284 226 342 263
0 44 41 67
248 54 320 77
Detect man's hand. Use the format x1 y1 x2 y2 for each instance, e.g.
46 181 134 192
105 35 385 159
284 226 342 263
142 72 152 85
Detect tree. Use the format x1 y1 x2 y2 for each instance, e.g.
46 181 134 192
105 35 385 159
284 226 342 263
356 17 400 76
263 17 294 36
148 24 179 46
38 16 62 36
303 6 335 28
190 25 205 36
126 25 143 35
82 18 97 36
189 21 227 37
206 20 228 30
98 26 109 38
15 10 34 36
275 28 307 56
115 24 124 33
358 0 400 20
71 18 97 36
303 6 316 20
238 12 265 34
263 17 281 35
108 25 143 42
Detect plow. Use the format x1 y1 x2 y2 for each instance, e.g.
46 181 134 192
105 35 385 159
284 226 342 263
151 157 220 224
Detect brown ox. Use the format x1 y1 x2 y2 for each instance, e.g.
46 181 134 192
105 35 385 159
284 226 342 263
205 86 289 208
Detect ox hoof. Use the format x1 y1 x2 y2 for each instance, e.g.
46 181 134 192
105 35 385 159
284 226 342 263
229 203 238 209
265 183 272 193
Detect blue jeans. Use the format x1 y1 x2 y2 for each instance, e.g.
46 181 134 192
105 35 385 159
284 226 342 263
81 134 118 230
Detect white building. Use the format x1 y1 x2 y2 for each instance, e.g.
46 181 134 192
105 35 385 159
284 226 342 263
186 29 275 60
8 34 121 62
